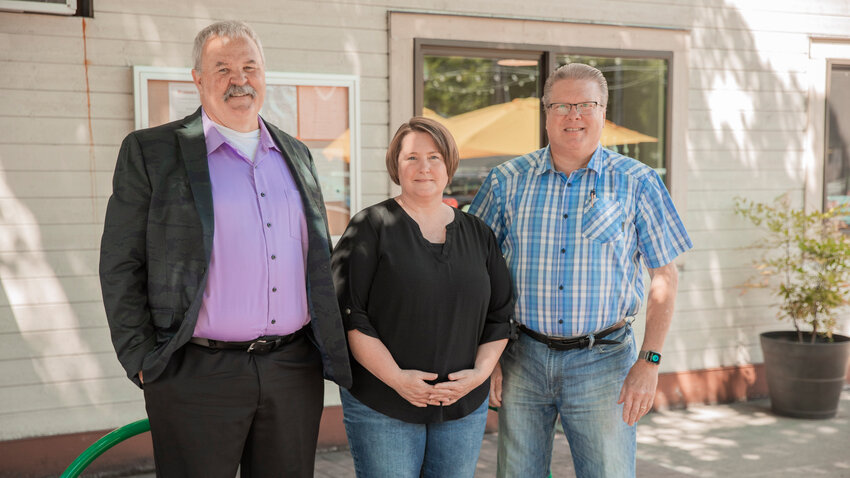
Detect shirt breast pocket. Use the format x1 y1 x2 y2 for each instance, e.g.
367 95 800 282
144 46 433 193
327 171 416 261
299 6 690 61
581 197 624 244
283 188 305 241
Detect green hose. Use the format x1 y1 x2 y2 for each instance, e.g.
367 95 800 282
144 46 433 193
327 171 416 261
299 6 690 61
60 418 151 478
63 414 552 477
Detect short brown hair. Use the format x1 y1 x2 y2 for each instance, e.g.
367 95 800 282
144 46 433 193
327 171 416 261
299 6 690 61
385 117 460 185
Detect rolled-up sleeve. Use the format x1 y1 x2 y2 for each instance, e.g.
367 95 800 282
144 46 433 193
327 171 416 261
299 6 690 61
468 169 507 245
479 226 514 344
635 171 693 268
331 210 380 338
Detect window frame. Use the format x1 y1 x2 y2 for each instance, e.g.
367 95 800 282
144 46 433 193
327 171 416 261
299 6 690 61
389 11 689 217
0 0 76 15
132 65 362 237
415 40 548 147
414 39 675 191
805 38 850 212
823 59 850 211
552 47 674 189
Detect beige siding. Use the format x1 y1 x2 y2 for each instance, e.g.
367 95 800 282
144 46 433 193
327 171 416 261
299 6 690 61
1 0 849 442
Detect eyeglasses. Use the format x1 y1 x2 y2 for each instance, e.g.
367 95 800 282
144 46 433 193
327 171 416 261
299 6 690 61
546 101 602 116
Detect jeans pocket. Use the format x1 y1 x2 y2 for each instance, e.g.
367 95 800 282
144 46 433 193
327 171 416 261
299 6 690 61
591 324 633 355
581 197 624 244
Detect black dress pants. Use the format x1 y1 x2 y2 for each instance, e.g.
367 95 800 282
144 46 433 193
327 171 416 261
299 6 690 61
143 333 324 478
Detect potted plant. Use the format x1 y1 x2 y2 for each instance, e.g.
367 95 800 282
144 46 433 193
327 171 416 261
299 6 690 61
734 194 850 419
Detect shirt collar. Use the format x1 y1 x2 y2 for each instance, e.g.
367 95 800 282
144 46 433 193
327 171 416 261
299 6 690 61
535 144 605 175
585 145 605 173
201 108 280 155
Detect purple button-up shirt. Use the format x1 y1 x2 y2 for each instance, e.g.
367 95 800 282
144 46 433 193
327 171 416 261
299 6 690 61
193 110 310 341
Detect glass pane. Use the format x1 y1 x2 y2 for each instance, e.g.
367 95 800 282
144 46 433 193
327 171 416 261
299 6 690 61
295 86 350 237
423 54 541 209
144 79 351 236
557 55 668 184
825 63 850 226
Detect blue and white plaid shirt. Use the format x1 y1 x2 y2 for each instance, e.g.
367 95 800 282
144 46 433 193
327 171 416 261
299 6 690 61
469 145 692 337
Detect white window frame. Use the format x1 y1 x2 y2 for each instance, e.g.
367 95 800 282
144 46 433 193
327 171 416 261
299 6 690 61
132 65 362 227
805 38 850 212
0 0 76 15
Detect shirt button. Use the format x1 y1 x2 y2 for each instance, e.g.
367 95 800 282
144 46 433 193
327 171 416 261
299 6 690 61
558 285 564 290
260 192 266 197
560 248 566 253
345 308 351 315
271 255 276 260
272 287 277 292
567 183 572 187
563 213 568 218
271 319 276 324
266 222 272 228
558 319 564 324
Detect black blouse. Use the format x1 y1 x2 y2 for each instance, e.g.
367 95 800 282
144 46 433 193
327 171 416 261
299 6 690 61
331 199 513 424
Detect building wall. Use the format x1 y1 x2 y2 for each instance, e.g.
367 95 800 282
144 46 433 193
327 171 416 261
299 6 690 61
1 0 849 446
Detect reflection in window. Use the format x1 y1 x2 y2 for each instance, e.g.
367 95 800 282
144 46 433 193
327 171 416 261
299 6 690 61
557 55 668 183
294 86 350 236
825 63 850 226
423 55 540 209
142 78 352 236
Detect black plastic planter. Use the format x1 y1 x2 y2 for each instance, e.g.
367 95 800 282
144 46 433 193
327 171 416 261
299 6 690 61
760 331 850 419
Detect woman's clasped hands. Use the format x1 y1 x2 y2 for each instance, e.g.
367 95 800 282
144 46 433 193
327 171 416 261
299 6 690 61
390 367 489 408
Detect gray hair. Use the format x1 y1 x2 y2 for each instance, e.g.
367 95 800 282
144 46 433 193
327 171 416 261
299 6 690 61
542 63 609 107
192 20 265 71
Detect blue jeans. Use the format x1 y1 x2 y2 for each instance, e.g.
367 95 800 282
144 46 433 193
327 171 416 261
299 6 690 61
497 323 637 478
340 387 489 478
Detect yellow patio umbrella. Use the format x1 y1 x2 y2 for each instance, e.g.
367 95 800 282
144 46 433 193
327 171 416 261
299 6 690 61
440 98 540 158
323 110 451 163
431 97 657 159
322 128 350 163
602 120 658 146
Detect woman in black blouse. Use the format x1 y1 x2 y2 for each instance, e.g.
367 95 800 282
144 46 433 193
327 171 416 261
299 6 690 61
331 117 513 478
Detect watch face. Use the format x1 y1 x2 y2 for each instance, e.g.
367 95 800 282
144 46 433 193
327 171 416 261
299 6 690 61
648 352 660 363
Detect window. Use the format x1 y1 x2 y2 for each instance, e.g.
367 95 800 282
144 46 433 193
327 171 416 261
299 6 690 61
419 46 542 209
133 66 360 236
556 54 669 184
416 43 672 208
825 62 850 220
0 0 78 15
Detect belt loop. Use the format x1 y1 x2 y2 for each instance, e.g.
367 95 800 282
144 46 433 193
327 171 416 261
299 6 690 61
587 333 595 350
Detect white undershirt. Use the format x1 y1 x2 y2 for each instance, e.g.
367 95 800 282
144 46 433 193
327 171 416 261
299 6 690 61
214 123 261 162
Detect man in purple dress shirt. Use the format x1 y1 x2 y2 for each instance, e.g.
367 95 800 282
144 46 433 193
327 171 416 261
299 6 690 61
99 21 351 477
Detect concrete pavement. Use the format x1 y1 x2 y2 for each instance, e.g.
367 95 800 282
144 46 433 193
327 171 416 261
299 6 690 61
125 387 850 477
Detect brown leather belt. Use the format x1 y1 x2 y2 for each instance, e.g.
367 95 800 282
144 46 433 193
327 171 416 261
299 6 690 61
189 326 307 354
518 318 628 351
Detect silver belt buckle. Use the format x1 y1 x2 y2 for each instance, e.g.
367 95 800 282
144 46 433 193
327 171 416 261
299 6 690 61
247 339 270 353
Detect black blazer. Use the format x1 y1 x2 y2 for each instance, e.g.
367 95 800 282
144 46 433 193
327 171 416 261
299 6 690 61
99 108 352 388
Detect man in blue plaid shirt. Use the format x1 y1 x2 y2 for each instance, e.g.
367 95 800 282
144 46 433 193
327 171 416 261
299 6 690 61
469 63 692 478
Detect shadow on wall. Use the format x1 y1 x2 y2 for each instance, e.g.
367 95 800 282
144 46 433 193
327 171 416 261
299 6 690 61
667 0 841 388
0 170 122 436
0 3 372 472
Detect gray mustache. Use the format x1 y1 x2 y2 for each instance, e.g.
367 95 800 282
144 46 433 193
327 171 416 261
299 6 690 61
223 84 257 101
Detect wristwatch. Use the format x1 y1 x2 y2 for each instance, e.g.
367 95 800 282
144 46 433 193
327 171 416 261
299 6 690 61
640 350 662 365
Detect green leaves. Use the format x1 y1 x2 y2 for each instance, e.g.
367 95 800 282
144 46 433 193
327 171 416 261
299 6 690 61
734 195 850 342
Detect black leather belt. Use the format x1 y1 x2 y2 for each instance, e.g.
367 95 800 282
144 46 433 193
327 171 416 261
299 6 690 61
189 326 307 354
519 319 627 351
